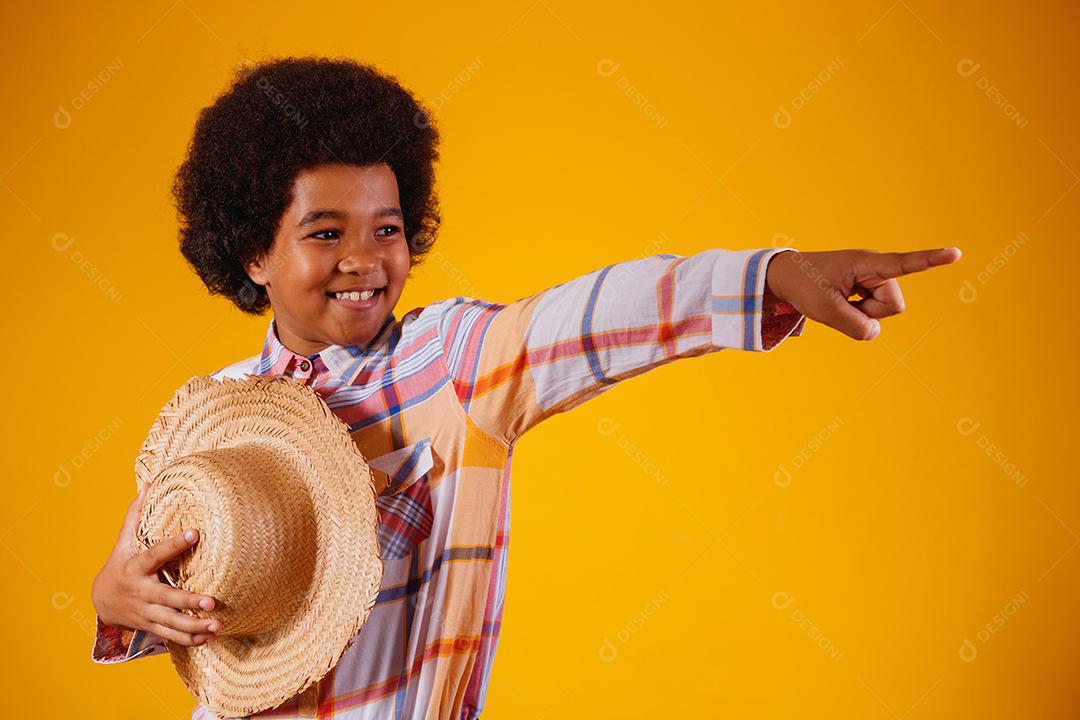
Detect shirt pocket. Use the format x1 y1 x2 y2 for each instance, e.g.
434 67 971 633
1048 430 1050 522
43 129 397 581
368 437 435 560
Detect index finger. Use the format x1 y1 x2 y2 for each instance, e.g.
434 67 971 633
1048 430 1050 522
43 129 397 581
133 528 199 575
869 247 962 279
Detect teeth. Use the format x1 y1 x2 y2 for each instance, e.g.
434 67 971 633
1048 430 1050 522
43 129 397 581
333 289 377 301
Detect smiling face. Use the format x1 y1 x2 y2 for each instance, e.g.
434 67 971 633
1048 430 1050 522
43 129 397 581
245 163 412 356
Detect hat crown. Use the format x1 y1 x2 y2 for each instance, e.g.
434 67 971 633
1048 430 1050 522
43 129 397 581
137 441 318 638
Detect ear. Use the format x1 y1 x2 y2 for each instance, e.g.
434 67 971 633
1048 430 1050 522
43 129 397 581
245 254 269 286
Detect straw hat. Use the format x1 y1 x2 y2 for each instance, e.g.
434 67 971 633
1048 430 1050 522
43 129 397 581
131 374 383 718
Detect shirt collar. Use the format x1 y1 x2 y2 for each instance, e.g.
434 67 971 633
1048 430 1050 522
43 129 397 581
258 313 396 383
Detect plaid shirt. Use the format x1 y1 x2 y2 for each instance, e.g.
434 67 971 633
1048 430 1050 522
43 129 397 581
92 247 806 719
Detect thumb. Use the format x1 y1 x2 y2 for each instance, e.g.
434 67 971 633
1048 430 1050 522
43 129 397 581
121 484 147 538
823 290 881 341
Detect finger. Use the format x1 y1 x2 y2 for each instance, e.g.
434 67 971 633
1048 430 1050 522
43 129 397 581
120 485 147 537
133 529 200 575
155 585 218 613
820 288 881 341
852 279 906 319
146 604 221 636
114 486 150 560
865 247 962 280
147 621 203 648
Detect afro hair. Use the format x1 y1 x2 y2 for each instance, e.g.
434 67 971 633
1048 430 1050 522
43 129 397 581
173 56 441 315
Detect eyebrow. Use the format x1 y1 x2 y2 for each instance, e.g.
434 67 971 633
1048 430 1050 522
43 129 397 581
296 206 403 228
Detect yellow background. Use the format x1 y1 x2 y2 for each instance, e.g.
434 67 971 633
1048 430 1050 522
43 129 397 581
3 0 1076 717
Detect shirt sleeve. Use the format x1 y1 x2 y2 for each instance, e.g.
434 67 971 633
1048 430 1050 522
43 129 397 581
91 614 168 663
435 246 807 446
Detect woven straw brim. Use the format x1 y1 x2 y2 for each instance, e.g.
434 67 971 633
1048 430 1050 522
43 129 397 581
133 375 383 718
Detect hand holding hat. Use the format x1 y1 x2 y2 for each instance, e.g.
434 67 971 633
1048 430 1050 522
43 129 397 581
92 482 223 647
126 374 384 718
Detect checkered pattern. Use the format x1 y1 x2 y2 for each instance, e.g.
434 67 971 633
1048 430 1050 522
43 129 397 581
376 483 434 559
91 246 805 719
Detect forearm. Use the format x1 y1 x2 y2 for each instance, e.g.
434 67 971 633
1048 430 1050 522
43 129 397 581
763 249 793 315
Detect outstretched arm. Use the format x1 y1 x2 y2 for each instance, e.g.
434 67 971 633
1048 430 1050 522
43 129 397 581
434 246 807 447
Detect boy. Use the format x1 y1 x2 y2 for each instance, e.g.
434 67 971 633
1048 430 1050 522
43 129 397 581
90 56 961 719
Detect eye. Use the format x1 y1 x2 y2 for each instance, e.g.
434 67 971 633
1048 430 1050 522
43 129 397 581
310 229 340 240
376 225 401 238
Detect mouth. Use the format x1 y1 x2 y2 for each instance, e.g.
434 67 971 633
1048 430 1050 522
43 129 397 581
326 286 385 309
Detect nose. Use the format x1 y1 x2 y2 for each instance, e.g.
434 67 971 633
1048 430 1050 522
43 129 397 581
336 235 382 275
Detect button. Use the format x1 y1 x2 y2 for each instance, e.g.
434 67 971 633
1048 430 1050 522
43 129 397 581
298 359 311 372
